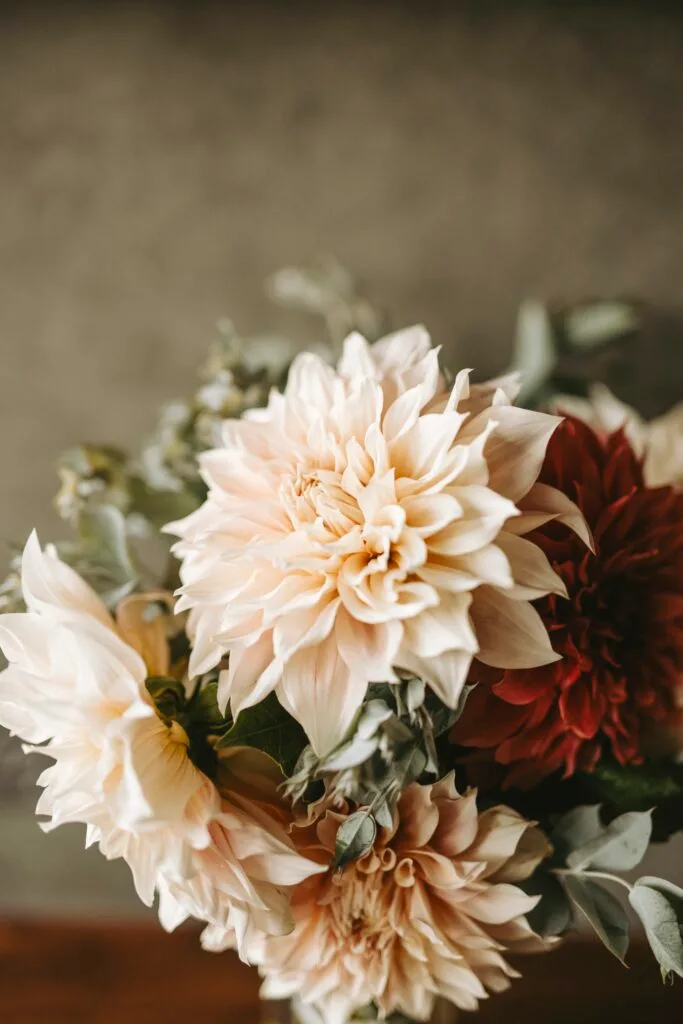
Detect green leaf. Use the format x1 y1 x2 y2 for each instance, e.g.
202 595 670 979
509 299 557 404
70 504 138 606
629 883 683 981
429 683 476 736
215 692 307 776
563 875 630 965
188 680 229 731
129 475 201 528
552 805 603 863
523 872 573 938
567 809 652 872
635 877 683 920
404 677 426 716
145 675 186 722
321 735 380 772
356 699 394 739
333 810 377 869
565 302 639 349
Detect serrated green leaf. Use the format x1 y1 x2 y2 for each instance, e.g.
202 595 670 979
563 875 630 965
333 810 377 869
215 692 307 776
629 884 683 981
567 809 652 872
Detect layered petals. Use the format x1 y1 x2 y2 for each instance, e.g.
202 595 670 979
0 537 320 955
167 328 578 754
233 776 552 1023
455 416 683 786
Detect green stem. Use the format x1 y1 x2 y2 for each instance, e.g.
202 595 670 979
553 867 633 893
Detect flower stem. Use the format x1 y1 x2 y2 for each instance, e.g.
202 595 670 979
553 867 633 892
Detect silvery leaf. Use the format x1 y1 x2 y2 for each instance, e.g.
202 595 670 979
635 876 683 920
563 875 630 965
552 805 603 862
321 736 380 772
333 811 377 869
567 809 652 872
510 300 557 403
404 677 426 715
629 883 683 981
566 302 639 348
356 699 394 739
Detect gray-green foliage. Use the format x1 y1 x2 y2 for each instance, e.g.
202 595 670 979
549 804 683 982
284 677 474 868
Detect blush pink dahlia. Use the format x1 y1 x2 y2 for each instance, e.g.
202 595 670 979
168 328 587 754
209 776 552 1023
0 534 321 954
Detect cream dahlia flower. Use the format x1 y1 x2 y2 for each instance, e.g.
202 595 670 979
210 775 552 1023
168 327 588 755
0 534 320 951
554 384 683 490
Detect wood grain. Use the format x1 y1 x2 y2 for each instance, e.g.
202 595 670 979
0 922 681 1023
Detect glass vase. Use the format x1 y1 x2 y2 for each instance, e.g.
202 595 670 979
260 998 458 1023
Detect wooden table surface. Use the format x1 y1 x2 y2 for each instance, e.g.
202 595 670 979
0 921 681 1023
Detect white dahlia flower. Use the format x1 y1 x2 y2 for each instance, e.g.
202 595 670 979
168 327 587 755
0 534 321 952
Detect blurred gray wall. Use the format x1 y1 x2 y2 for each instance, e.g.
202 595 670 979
1 1 683 910
1 1 683 548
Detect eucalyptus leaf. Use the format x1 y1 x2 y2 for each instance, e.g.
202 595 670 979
629 883 683 981
567 809 652 872
145 675 186 722
635 877 683 920
62 504 138 606
510 299 557 403
373 797 395 830
333 810 377 869
563 875 630 965
321 736 380 772
216 692 307 776
565 302 639 349
356 700 394 739
129 475 201 527
404 677 426 716
523 873 573 938
188 680 229 731
429 683 476 736
552 805 603 863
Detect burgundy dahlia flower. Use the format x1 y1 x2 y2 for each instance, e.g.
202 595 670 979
454 415 683 788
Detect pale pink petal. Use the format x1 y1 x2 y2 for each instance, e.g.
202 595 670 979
496 531 567 600
472 587 561 669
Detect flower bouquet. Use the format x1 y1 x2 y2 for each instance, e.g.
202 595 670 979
2 266 683 1024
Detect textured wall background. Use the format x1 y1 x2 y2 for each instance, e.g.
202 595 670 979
0 0 682 911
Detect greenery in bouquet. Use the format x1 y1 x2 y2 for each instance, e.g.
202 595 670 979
1 262 683 1023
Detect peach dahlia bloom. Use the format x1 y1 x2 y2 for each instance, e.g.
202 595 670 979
168 327 587 755
208 775 552 1023
0 534 320 953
